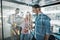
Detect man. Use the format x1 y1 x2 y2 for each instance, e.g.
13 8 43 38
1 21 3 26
8 8 23 40
32 4 51 40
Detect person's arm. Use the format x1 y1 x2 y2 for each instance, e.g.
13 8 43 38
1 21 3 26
8 15 14 25
29 21 33 30
44 22 50 40
45 16 51 40
8 15 11 24
45 34 50 40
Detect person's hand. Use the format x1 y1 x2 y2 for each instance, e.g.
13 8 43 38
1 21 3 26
24 27 28 33
44 35 49 40
12 30 16 35
15 29 20 35
24 29 28 33
12 23 17 27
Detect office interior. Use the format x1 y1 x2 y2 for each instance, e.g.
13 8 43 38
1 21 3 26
0 0 60 40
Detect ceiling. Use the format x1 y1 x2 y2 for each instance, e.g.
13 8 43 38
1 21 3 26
2 0 60 6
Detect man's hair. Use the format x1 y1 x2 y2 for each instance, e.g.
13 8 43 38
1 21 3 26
32 4 41 8
16 8 19 10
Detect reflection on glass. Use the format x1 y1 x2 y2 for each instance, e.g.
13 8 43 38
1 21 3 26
0 1 2 40
2 1 32 40
41 4 60 33
2 0 60 40
39 0 60 6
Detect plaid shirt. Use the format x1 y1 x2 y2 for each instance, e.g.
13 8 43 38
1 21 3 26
34 13 51 37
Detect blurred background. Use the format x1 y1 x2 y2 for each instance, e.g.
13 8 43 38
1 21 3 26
0 0 60 40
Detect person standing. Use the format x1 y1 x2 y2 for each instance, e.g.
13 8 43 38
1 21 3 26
20 13 33 40
8 8 23 40
32 4 51 40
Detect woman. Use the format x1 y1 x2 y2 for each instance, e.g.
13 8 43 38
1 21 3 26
20 12 32 40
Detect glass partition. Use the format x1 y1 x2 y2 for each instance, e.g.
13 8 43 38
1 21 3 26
2 1 32 40
1 0 60 40
41 4 60 33
0 0 2 40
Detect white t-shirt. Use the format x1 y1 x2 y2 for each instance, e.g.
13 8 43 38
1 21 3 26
8 14 24 26
20 20 29 34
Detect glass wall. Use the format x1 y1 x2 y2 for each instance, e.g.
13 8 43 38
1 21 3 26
0 0 2 40
41 4 60 33
1 0 60 40
2 1 32 40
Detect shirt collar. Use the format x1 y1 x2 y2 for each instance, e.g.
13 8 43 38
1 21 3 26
36 12 42 16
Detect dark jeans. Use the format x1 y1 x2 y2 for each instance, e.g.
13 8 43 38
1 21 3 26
20 34 30 40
